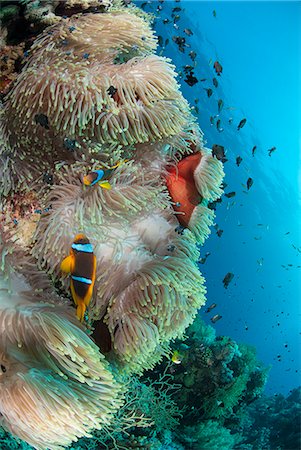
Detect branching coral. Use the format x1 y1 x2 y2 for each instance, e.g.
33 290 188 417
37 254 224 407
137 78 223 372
159 318 269 429
61 367 182 450
179 420 242 450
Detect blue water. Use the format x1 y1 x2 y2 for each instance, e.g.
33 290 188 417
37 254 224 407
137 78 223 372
141 0 301 395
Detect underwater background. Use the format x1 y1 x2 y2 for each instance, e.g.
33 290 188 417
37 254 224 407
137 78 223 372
146 0 301 396
0 0 300 449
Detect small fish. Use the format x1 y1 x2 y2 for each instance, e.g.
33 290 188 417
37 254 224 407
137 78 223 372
171 350 182 364
172 35 185 46
247 177 253 190
43 172 53 185
207 198 222 210
212 144 227 163
211 314 222 323
228 117 233 124
252 145 257 156
61 234 97 322
210 116 215 126
198 251 210 264
189 50 196 61
83 161 127 189
163 18 170 24
204 88 213 97
236 156 242 167
183 65 194 74
213 77 218 88
268 146 276 156
175 225 185 235
237 118 247 130
216 228 223 237
185 73 198 86
184 28 193 36
64 138 78 152
200 78 207 82
83 169 112 189
216 119 223 132
167 244 176 252
165 38 169 47
205 303 217 313
158 35 163 47
34 113 49 129
217 99 224 112
213 9 217 17
223 272 234 288
172 6 181 12
225 191 236 198
213 61 223 76
107 85 119 102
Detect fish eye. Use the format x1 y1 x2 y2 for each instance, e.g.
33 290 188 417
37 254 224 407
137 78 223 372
0 364 6 373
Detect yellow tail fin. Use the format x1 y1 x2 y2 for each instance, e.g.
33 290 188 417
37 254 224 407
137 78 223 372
98 181 112 190
76 302 86 322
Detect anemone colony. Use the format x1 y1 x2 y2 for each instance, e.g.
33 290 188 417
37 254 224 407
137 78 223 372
0 1 224 449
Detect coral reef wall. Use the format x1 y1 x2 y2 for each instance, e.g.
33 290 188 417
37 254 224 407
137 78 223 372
0 1 224 449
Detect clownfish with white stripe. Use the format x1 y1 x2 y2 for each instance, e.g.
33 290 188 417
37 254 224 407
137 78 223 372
60 234 96 322
83 160 129 190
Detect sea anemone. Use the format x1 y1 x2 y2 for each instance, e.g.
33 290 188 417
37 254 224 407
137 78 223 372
166 149 224 244
2 11 189 177
0 2 225 447
26 155 207 372
0 274 122 449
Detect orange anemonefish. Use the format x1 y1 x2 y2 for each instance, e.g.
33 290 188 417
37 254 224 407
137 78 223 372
83 160 129 189
165 153 203 228
61 234 96 322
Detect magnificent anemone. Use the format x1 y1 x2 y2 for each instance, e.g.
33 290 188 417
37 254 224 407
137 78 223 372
0 274 122 449
25 146 217 372
3 11 189 175
0 2 225 447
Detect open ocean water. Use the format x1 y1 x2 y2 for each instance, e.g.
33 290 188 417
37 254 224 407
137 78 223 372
140 0 301 397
